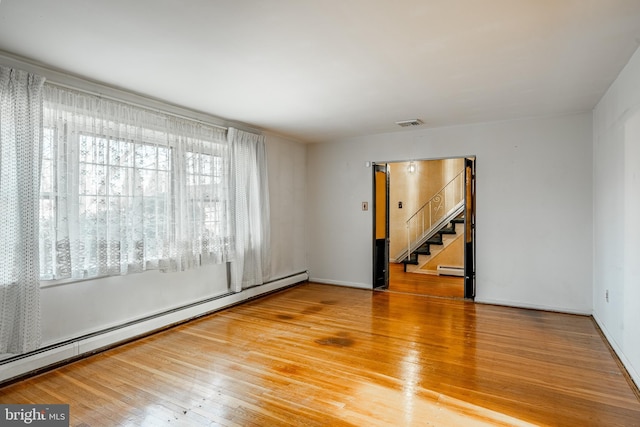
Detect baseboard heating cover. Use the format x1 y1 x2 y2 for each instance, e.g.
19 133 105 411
437 265 464 276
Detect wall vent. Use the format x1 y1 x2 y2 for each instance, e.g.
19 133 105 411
395 119 424 127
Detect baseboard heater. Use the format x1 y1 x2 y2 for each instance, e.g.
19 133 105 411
437 265 464 277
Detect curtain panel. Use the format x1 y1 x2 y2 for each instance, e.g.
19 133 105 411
40 85 232 280
0 66 45 354
228 128 271 292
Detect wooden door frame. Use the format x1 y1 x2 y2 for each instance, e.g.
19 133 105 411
372 163 390 289
464 157 476 299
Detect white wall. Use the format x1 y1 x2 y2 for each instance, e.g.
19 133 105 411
40 264 229 346
593 45 640 388
265 133 308 280
307 113 593 313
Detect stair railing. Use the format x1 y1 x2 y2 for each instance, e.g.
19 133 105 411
403 169 465 262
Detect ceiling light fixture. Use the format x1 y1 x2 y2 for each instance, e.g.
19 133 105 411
408 161 416 174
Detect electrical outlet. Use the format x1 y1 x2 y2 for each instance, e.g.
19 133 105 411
605 289 609 302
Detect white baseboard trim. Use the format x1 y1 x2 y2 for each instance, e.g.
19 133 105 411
0 272 308 384
308 277 372 290
475 298 592 316
592 312 640 390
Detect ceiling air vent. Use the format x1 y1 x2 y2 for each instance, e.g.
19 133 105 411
395 119 423 127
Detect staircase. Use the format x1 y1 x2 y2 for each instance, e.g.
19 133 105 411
394 168 465 272
402 214 464 273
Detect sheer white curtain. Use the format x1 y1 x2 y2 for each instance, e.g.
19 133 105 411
167 116 233 269
0 66 45 354
40 85 231 280
228 128 271 291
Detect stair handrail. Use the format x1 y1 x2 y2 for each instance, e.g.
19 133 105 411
405 169 464 226
403 169 465 262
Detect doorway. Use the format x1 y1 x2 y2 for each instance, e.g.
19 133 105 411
372 157 475 299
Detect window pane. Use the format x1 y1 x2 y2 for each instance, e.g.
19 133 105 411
108 166 129 196
109 139 134 167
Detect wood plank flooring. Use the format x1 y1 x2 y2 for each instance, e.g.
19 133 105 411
1 282 639 426
389 262 464 298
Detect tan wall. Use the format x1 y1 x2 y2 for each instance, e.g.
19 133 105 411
421 234 464 272
388 158 465 259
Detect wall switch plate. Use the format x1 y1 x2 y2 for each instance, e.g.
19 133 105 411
362 202 368 211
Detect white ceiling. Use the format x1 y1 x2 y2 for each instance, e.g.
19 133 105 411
1 0 640 143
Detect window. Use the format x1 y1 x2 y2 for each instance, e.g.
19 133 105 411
39 85 231 281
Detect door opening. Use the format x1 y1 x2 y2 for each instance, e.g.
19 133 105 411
372 157 475 299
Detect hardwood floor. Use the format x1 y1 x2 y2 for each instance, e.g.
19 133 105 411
1 282 639 426
388 262 464 298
